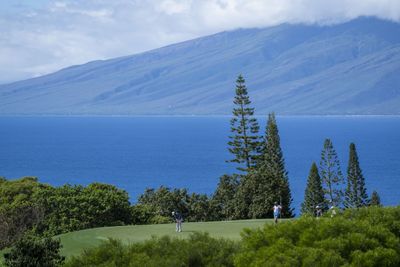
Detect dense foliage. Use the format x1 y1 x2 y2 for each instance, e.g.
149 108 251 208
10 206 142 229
135 186 213 224
0 177 45 249
4 235 64 267
65 232 239 267
235 206 400 267
0 178 132 247
210 174 239 220
35 183 132 236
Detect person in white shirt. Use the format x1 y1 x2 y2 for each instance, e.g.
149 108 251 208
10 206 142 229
273 202 282 224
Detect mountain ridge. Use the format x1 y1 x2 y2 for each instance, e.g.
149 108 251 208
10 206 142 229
1 16 399 115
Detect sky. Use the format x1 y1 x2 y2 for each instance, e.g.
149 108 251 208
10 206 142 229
0 0 399 84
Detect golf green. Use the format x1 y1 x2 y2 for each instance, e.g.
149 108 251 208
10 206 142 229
58 219 276 258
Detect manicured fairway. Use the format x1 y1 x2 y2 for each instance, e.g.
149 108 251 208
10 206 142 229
59 219 276 258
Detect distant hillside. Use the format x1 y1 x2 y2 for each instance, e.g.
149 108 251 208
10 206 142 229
0 17 399 115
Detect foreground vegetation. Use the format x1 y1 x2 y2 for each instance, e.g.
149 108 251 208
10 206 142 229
62 206 400 266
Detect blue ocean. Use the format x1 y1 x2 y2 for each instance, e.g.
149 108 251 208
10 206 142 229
0 116 399 213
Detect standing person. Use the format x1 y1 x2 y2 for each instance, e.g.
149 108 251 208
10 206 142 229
329 203 337 218
316 205 323 218
172 211 183 232
273 202 282 224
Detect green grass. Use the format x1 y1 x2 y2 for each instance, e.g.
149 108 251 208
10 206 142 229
58 219 276 258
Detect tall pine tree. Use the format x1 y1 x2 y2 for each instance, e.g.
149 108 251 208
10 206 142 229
301 162 325 214
344 143 369 208
227 75 261 172
319 139 344 207
258 113 294 217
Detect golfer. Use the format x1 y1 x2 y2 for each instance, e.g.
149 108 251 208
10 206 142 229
172 211 183 232
273 202 282 224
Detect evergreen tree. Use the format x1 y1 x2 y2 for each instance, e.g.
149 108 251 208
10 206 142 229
233 175 252 219
227 75 261 172
210 174 239 220
257 113 293 217
245 163 280 218
319 139 344 207
344 143 369 208
301 162 325 214
370 190 381 206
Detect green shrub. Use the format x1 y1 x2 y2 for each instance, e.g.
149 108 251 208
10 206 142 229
130 204 155 224
34 182 132 235
1 178 133 243
65 232 239 267
4 235 64 267
0 177 46 249
137 186 214 223
235 206 400 267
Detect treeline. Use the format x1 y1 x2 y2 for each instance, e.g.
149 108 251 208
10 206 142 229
77 76 382 223
301 139 381 215
216 75 380 220
0 177 132 249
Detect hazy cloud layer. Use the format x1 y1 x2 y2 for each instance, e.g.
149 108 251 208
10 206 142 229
1 0 399 83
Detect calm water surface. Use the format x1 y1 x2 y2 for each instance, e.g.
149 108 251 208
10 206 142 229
0 116 399 213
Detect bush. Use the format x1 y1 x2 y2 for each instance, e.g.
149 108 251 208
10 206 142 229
4 235 64 267
0 177 46 249
34 182 132 235
130 204 155 224
235 206 400 267
136 186 214 223
1 178 133 242
65 232 239 267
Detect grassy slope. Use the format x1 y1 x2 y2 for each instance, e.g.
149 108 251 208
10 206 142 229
58 219 276 258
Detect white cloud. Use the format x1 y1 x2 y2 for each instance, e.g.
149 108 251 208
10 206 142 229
0 0 399 84
158 0 191 15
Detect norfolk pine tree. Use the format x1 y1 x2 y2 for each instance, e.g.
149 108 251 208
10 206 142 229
344 143 369 208
257 113 294 217
301 162 325 214
319 139 344 207
227 75 261 172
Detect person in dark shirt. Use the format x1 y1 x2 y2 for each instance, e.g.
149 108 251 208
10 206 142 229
172 211 183 232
